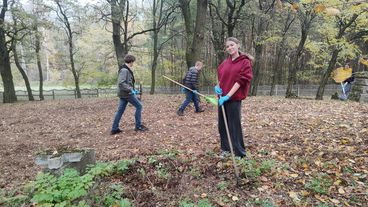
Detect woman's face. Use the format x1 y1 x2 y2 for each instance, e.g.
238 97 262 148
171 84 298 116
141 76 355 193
225 40 239 56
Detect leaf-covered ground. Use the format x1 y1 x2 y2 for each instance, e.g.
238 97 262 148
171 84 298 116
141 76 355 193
0 95 367 206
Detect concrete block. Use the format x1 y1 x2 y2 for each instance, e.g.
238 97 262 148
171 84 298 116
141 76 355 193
359 94 368 103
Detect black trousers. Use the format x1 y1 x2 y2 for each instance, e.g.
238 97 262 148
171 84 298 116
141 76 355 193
218 100 246 157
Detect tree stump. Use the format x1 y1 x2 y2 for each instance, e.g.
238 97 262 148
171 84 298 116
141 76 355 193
348 72 368 102
35 148 96 176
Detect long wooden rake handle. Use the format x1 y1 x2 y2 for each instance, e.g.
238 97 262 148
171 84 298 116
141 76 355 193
221 105 241 186
162 75 208 99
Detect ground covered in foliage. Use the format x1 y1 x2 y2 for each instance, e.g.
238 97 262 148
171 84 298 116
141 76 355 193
0 95 367 206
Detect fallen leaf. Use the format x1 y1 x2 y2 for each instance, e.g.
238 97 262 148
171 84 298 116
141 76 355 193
290 173 299 178
289 191 299 200
260 176 268 182
329 198 340 204
315 194 327 203
232 196 239 201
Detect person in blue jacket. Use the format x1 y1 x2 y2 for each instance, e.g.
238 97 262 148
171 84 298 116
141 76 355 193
177 61 204 116
111 54 148 135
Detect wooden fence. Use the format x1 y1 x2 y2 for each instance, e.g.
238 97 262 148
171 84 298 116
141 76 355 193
0 84 342 102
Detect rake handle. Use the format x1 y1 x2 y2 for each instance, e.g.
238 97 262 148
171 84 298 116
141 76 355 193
162 75 207 99
221 104 241 186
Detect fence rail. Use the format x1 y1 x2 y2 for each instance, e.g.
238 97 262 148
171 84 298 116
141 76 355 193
0 84 341 102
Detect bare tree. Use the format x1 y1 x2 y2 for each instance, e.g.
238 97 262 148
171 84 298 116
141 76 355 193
53 0 84 98
105 0 159 68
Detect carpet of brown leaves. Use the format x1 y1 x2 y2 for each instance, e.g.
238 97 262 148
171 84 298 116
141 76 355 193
0 95 367 206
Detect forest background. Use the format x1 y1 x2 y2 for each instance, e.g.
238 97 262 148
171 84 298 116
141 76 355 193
0 0 367 103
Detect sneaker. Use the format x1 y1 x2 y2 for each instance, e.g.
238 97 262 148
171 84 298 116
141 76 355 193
110 128 122 135
219 151 230 159
195 109 204 113
176 110 184 116
135 125 148 132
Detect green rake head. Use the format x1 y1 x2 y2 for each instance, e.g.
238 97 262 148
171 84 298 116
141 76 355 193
204 95 218 106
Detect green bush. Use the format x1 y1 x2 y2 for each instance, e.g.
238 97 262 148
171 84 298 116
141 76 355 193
32 169 93 205
102 184 132 207
1 160 135 206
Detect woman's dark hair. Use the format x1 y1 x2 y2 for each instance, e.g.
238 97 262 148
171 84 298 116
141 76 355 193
124 54 136 63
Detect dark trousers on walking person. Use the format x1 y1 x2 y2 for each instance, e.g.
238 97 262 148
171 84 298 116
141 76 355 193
218 100 246 158
112 95 142 131
177 90 202 114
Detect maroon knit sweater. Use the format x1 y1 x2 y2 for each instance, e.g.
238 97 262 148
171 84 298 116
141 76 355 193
217 53 253 101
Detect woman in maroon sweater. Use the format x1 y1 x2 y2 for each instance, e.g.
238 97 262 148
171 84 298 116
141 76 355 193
214 37 253 158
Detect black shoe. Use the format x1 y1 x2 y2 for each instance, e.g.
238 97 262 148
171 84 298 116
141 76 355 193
110 128 122 135
177 110 184 116
135 125 148 132
195 109 204 113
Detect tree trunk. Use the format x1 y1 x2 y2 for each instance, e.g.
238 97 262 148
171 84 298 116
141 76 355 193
250 43 263 96
0 0 17 103
111 0 127 68
35 30 44 100
285 24 309 98
68 38 81 98
315 49 340 100
189 0 208 66
209 1 226 65
12 42 34 101
150 0 158 95
270 46 284 96
179 0 194 68
250 14 267 96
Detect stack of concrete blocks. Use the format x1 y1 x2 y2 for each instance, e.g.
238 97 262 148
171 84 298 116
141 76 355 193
35 148 96 176
349 71 368 103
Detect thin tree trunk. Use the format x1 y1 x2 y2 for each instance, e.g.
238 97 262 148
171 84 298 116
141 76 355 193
250 44 263 96
13 42 34 101
179 0 194 68
150 0 158 95
285 26 308 98
315 50 340 100
35 30 44 100
68 38 81 98
55 0 81 98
